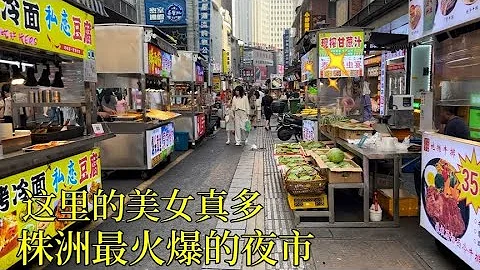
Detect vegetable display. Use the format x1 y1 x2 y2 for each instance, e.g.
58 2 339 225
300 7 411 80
285 165 321 182
275 143 302 155
324 161 354 169
277 156 307 167
300 141 326 150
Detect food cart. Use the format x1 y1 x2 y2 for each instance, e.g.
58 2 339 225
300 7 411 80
409 4 480 268
0 1 113 269
94 24 179 178
170 51 208 146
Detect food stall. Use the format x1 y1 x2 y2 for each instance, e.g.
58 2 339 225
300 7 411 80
409 1 480 268
170 51 208 146
0 1 113 269
282 28 422 228
94 24 179 177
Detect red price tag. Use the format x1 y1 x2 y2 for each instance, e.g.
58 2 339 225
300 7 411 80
456 152 480 213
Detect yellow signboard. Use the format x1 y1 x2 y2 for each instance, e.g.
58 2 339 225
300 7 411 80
0 148 102 269
0 0 95 59
303 12 311 33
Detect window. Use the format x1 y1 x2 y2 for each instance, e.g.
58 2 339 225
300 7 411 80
328 0 336 18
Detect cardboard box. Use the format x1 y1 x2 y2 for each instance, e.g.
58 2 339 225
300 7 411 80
313 155 363 183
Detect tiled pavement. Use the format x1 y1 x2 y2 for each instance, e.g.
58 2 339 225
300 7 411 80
204 121 465 270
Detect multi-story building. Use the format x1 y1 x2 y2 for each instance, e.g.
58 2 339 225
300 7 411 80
232 0 295 49
269 0 296 49
232 0 254 45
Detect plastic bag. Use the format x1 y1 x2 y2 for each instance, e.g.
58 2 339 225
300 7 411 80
245 120 252 132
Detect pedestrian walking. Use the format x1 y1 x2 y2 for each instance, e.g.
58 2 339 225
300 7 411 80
232 86 250 146
262 89 274 130
225 101 235 145
255 91 262 127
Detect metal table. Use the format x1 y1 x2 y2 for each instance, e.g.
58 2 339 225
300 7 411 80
336 139 421 227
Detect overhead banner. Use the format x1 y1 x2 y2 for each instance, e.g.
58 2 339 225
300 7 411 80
198 0 211 60
144 0 187 26
421 132 480 270
0 0 95 59
318 31 364 78
409 0 480 42
301 48 317 82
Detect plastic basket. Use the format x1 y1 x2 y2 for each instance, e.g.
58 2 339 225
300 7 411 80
174 132 189 151
284 165 326 196
287 193 328 210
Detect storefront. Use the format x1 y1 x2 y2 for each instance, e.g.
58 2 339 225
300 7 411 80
0 1 113 269
170 51 208 145
94 24 179 177
409 1 480 267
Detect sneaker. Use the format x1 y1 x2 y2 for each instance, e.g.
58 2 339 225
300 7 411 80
226 140 230 145
245 138 248 144
235 142 241 146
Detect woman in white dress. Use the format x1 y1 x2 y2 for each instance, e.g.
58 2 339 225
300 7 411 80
225 101 235 145
231 86 250 146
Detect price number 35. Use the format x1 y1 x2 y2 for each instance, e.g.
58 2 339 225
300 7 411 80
461 168 479 196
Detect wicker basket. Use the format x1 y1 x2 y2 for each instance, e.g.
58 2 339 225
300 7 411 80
284 165 327 196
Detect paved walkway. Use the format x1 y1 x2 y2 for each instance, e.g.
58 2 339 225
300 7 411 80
211 125 467 270
39 121 468 270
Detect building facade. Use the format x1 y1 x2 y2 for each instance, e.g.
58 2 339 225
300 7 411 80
269 0 296 49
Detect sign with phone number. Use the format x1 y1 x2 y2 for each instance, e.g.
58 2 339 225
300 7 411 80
421 133 480 269
0 0 95 59
0 148 101 270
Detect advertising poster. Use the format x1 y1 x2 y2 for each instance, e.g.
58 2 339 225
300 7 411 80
270 74 284 90
147 44 162 75
0 148 101 269
161 51 172 78
421 133 480 269
409 0 480 42
0 0 95 60
144 0 187 26
147 122 175 169
198 0 211 59
212 75 221 93
301 48 316 82
195 63 204 84
194 113 206 140
318 32 364 78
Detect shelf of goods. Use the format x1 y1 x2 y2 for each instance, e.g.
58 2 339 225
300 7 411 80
275 141 407 227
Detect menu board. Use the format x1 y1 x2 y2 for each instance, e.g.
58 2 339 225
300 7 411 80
301 48 316 82
146 122 175 169
318 31 364 78
409 0 480 41
421 133 480 270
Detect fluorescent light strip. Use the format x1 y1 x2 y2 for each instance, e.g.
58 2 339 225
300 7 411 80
0 59 34 67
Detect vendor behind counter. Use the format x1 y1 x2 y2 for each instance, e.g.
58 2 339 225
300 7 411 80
414 106 470 197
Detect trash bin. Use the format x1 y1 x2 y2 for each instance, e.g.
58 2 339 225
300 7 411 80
174 132 189 151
